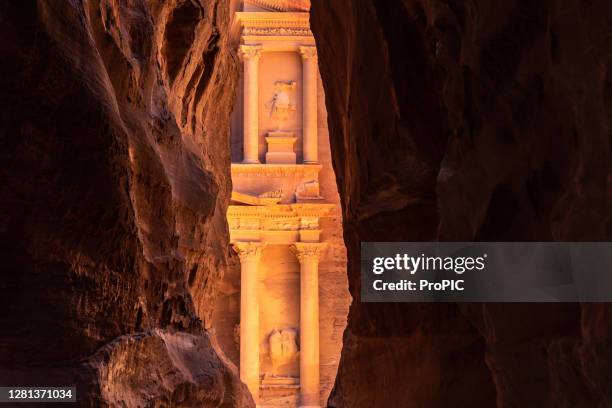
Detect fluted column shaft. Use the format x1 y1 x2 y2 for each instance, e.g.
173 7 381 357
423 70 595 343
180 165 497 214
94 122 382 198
234 242 264 405
292 243 325 408
240 45 262 164
299 46 318 164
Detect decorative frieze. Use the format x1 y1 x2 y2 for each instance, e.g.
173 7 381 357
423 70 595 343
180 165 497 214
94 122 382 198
231 163 322 178
243 26 311 36
261 218 301 231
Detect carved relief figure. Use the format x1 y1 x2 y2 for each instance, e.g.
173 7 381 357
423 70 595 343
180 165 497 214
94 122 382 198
265 81 296 130
268 328 298 376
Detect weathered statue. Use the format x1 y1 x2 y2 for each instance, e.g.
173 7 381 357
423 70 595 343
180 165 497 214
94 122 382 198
268 328 298 376
266 81 296 129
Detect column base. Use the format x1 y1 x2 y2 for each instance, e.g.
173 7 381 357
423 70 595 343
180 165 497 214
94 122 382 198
242 159 261 164
302 160 319 164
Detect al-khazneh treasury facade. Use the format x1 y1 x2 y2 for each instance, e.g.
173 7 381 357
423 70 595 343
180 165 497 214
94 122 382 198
213 1 350 407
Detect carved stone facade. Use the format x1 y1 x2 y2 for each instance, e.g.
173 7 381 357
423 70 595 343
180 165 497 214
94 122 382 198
213 1 350 407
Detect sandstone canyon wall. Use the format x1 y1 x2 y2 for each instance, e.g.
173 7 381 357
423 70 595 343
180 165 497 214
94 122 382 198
311 0 612 406
4 0 612 406
0 1 252 406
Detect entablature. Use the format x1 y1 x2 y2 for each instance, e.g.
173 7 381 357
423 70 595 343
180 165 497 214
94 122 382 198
232 11 313 46
244 0 310 12
231 163 322 178
227 202 332 244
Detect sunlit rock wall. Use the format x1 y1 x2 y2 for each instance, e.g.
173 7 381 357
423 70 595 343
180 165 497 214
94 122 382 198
311 0 612 406
0 0 252 406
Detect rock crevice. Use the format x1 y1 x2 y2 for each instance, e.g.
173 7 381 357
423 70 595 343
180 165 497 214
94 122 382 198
0 0 250 405
311 0 612 406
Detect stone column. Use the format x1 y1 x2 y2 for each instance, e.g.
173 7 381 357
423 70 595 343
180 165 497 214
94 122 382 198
299 46 318 164
240 45 262 164
291 242 325 408
233 241 264 405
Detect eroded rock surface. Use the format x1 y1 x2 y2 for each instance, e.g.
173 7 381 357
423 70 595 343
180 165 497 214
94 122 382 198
311 0 612 406
0 0 250 405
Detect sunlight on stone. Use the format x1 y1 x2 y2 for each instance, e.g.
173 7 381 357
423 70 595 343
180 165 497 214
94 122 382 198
213 1 351 407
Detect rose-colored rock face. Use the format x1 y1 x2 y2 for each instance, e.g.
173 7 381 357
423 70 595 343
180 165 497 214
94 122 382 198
0 0 252 406
311 0 612 406
4 0 612 405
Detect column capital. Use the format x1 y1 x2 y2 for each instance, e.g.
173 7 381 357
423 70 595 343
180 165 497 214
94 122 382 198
298 45 317 60
291 242 326 263
233 241 265 261
239 44 263 61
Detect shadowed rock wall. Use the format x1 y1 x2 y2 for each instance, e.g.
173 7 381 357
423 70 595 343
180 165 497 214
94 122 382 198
311 0 612 406
0 0 252 406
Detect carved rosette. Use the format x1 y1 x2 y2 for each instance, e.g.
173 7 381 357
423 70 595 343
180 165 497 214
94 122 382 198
298 45 317 60
233 241 265 261
291 242 326 262
239 44 263 61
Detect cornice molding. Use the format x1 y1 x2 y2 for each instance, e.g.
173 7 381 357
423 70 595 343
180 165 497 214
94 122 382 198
232 10 313 44
244 0 310 12
236 12 310 24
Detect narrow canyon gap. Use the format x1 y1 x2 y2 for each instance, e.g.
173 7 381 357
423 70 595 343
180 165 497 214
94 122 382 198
311 0 612 407
2 0 612 407
213 2 350 407
0 1 254 406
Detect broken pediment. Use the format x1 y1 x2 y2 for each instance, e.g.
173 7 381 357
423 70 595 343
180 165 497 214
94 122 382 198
231 190 283 206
